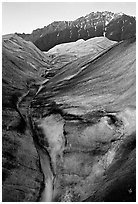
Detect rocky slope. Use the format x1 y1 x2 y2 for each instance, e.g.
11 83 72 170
2 34 136 201
2 34 54 201
17 11 136 51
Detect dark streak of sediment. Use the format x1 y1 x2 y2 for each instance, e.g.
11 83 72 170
32 99 122 127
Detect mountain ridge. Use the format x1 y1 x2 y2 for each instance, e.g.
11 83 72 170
16 11 136 51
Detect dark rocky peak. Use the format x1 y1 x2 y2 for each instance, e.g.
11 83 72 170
106 14 136 41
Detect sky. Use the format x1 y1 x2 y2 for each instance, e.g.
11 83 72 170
2 1 136 35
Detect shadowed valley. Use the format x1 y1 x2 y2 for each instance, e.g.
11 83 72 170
2 10 136 202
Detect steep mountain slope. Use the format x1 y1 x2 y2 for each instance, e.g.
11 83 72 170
30 38 136 201
2 34 54 201
45 37 117 68
17 11 136 51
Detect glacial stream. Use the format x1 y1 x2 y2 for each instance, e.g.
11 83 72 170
40 177 53 202
37 148 54 202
